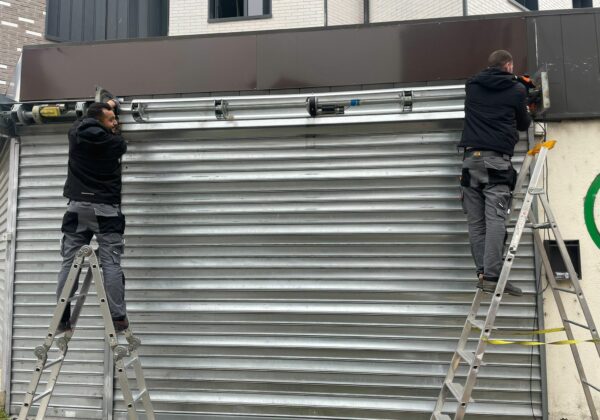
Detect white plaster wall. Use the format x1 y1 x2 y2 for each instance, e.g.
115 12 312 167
543 121 600 420
328 0 363 26
170 0 324 36
368 0 462 22
539 0 573 9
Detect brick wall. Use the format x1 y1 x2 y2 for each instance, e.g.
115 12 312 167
169 0 324 36
369 0 463 22
0 0 49 95
328 0 363 26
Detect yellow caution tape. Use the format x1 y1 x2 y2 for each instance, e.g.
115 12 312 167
471 325 600 346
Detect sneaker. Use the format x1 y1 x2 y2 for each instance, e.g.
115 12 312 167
113 318 129 333
477 277 523 297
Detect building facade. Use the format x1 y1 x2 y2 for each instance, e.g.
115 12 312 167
169 0 599 36
1 0 598 95
2 3 600 420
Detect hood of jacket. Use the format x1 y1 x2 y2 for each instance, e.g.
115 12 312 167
468 67 517 91
76 117 110 142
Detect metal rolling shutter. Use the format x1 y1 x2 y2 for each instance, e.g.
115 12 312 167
6 87 543 419
9 129 107 419
115 123 541 419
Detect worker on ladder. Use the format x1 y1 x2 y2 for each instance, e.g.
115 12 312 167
56 99 130 333
458 49 531 296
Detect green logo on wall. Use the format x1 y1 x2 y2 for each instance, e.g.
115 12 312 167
584 174 600 249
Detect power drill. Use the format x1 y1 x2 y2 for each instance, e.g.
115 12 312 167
515 74 542 114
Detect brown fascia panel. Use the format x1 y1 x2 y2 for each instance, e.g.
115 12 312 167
20 16 527 101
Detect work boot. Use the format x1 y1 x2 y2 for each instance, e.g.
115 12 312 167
112 317 129 333
477 276 523 297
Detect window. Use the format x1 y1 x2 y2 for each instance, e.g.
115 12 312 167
209 0 271 21
513 0 539 10
573 0 593 7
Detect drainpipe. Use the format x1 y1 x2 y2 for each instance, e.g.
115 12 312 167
463 0 468 16
364 0 369 24
324 0 328 26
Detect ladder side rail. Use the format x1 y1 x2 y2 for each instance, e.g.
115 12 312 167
16 355 47 420
537 193 600 356
34 337 69 420
16 251 87 420
114 357 139 420
531 226 600 420
129 352 155 420
87 250 140 420
431 290 486 418
511 153 534 198
44 252 85 349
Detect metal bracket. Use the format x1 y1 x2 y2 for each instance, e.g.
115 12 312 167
215 99 229 120
401 91 413 112
131 102 147 123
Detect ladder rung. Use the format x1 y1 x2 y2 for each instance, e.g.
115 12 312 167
432 414 451 420
44 356 65 369
32 389 53 403
445 381 474 403
582 381 600 393
68 293 86 302
554 287 576 294
564 319 591 330
512 192 525 199
124 356 138 369
457 349 485 367
528 187 545 195
132 388 148 404
531 222 552 229
457 349 474 365
469 319 485 331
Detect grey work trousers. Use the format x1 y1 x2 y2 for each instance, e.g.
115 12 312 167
461 155 512 280
56 200 127 321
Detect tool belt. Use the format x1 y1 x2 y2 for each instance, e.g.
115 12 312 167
463 148 511 160
460 149 517 189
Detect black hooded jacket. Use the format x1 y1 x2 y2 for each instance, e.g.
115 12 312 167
458 67 531 156
63 118 127 204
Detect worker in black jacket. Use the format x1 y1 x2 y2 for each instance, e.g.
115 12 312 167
458 49 531 296
56 101 130 332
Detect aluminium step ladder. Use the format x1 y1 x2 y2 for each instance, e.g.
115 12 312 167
15 245 155 420
431 140 600 420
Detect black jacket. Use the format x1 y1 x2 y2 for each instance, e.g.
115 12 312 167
63 118 127 204
458 67 531 156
